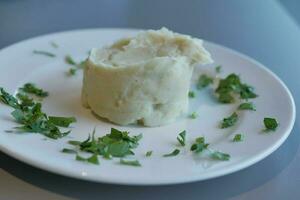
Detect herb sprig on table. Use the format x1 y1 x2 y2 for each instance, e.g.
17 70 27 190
0 86 76 139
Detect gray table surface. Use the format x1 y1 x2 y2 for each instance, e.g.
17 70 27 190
0 0 299 199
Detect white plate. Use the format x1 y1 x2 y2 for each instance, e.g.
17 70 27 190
0 28 295 185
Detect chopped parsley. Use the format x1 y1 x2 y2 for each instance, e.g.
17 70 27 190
188 91 196 98
65 55 77 65
0 87 75 139
191 137 230 161
61 148 77 154
20 83 49 97
215 73 257 103
146 151 153 157
197 74 213 89
33 50 56 57
50 41 58 48
65 55 86 76
163 149 180 157
215 65 222 73
232 134 244 142
238 102 256 111
263 117 278 131
210 151 230 161
120 159 141 167
76 154 99 165
48 116 76 127
177 130 186 146
190 112 198 119
190 137 209 153
68 128 142 158
221 112 238 128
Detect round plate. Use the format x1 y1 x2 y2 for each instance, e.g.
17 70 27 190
0 28 295 185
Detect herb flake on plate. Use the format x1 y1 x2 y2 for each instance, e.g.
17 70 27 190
215 73 257 103
177 130 186 146
238 102 256 111
232 134 244 142
163 149 180 157
221 112 238 128
263 117 278 131
197 74 213 89
120 159 141 167
20 83 49 97
33 50 56 57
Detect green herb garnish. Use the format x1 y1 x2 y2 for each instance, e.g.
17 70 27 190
190 137 230 161
0 87 75 139
65 55 86 76
20 83 48 97
215 65 222 73
163 149 180 157
177 130 186 146
221 112 238 128
210 151 230 161
232 134 244 142
197 74 213 89
65 55 77 65
238 102 256 111
190 112 198 119
68 128 142 158
146 151 153 157
33 50 56 57
215 73 257 103
48 116 77 127
190 137 209 153
50 41 58 48
120 159 141 167
263 117 278 131
188 91 196 98
76 154 99 165
61 148 77 154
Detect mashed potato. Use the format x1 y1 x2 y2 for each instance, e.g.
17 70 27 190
82 28 212 126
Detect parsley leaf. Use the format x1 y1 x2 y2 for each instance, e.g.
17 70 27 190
163 149 180 157
177 130 186 146
68 128 142 159
188 91 196 98
221 112 238 128
210 151 230 161
215 65 222 73
0 87 75 139
263 117 278 131
190 112 198 119
76 154 99 165
48 116 77 127
33 50 56 57
238 102 256 111
233 134 244 142
197 74 213 89
190 137 230 161
50 41 58 48
190 137 209 153
146 151 153 157
61 148 77 154
20 83 49 97
120 159 141 167
215 73 257 103
65 55 77 65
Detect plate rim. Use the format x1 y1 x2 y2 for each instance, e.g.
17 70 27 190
0 28 296 185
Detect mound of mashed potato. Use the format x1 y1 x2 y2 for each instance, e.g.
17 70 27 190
81 28 213 126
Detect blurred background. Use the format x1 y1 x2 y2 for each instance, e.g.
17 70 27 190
0 0 299 200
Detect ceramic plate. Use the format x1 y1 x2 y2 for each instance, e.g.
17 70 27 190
0 29 295 185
